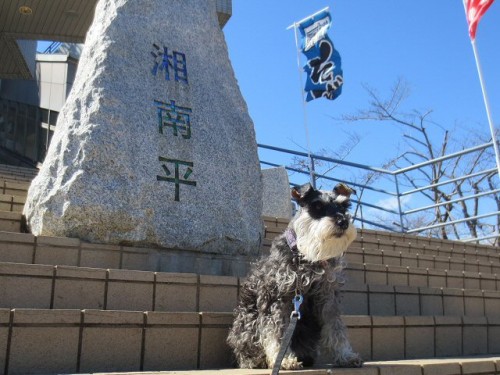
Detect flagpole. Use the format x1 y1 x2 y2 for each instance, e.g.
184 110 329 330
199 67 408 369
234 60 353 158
289 15 322 188
470 40 500 179
463 1 500 180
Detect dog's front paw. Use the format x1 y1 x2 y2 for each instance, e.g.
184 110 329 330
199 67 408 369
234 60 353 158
268 354 303 370
281 354 303 370
338 352 363 368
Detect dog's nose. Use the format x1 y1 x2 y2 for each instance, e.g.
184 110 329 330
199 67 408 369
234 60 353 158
335 214 349 230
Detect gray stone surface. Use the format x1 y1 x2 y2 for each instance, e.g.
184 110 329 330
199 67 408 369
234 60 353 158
24 0 263 256
261 167 292 219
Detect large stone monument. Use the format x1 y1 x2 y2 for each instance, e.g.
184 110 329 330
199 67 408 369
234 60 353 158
24 0 263 259
261 167 293 219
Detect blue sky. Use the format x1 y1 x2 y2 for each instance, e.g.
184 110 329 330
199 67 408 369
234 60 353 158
223 0 500 184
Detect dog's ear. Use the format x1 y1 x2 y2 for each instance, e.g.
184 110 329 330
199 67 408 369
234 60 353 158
291 183 315 206
334 183 356 198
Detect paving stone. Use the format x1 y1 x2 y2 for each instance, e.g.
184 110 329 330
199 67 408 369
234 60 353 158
106 269 155 311
155 272 198 312
404 316 435 359
463 316 488 356
199 313 233 369
463 289 485 317
372 316 404 361
80 310 143 373
80 242 122 269
8 309 80 375
394 286 420 316
435 316 462 357
368 285 395 316
0 211 21 232
341 284 369 315
442 288 465 317
199 275 238 313
461 359 496 374
0 263 53 309
53 266 106 310
420 287 443 316
0 232 35 264
35 235 80 266
144 312 199 371
365 264 387 285
343 316 372 361
421 362 461 375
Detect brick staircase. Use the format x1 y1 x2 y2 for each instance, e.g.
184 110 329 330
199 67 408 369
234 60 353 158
0 164 499 375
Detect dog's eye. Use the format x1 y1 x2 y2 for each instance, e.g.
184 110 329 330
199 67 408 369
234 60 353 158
310 202 326 215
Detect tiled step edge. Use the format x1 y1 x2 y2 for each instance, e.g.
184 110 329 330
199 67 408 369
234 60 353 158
0 231 254 277
344 315 500 363
1 310 500 375
1 231 500 297
346 262 500 291
0 181 28 197
343 284 500 318
262 216 497 255
351 240 500 264
1 309 233 375
358 228 496 254
0 195 25 213
0 262 239 313
262 217 499 264
347 246 500 274
0 213 21 232
83 356 500 375
3 261 500 319
0 163 38 176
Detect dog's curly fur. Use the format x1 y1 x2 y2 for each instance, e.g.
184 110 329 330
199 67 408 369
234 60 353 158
227 183 362 370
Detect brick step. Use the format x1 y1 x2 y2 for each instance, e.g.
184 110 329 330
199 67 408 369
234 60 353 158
0 213 22 232
346 262 500 292
0 181 29 198
4 260 500 319
0 176 32 185
353 238 499 264
4 259 500 320
262 218 498 264
0 309 499 374
0 195 25 213
261 237 500 268
0 231 253 277
81 356 500 375
342 284 500 318
0 173 36 184
345 315 500 362
0 262 238 312
0 231 499 299
0 309 231 374
0 163 38 176
346 246 500 274
1 224 491 273
357 227 496 253
262 236 499 267
2 232 499 293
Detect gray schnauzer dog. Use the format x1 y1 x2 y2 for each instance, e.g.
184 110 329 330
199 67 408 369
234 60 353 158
227 182 362 370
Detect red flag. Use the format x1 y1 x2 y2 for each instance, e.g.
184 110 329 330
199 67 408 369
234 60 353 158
465 0 495 40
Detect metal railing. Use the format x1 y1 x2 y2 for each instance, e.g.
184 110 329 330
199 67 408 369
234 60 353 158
42 41 62 54
258 141 500 246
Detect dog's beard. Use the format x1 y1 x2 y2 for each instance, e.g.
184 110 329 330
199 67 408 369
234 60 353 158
293 213 357 262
